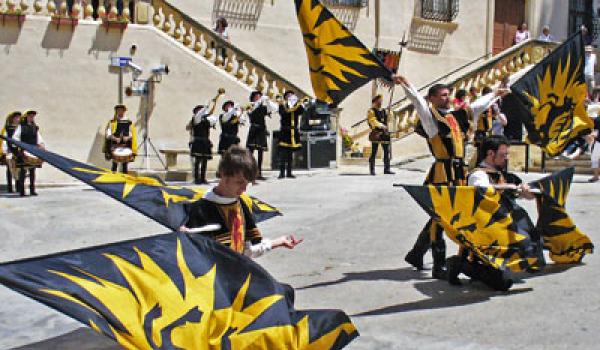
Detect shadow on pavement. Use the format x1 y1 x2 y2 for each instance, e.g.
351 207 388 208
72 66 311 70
353 280 533 317
297 267 428 290
11 328 118 350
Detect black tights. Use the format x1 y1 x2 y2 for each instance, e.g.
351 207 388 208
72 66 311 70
279 147 293 178
250 148 264 176
111 162 128 174
17 167 35 196
193 157 208 183
6 166 13 193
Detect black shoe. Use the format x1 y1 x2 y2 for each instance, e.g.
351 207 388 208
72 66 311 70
432 266 448 280
446 256 463 285
30 191 38 196
286 174 296 179
384 170 395 175
278 174 286 179
257 176 267 181
404 250 424 270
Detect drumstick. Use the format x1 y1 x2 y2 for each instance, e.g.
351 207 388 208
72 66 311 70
186 224 222 234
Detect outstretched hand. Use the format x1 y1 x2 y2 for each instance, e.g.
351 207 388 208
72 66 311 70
273 235 304 249
392 74 408 86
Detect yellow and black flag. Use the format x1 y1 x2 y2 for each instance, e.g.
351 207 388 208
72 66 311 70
0 232 358 349
510 32 593 156
530 167 594 263
402 185 543 272
1 137 280 230
295 0 392 106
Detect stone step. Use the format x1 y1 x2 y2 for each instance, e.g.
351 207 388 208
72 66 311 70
529 166 594 175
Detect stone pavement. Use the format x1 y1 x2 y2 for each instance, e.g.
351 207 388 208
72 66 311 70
0 159 599 349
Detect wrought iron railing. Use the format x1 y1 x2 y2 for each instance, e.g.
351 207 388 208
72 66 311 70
420 0 459 22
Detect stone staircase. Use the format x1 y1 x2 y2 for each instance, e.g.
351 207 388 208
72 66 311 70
530 154 594 175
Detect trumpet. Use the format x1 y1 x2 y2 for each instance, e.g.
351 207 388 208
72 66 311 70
207 88 226 116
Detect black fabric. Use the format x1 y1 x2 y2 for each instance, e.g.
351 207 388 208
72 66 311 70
279 147 294 177
247 105 270 150
190 116 214 159
111 162 128 174
19 123 38 146
218 114 241 153
278 105 304 150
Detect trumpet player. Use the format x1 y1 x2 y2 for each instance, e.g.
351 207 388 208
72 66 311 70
277 91 307 179
246 90 278 180
218 100 246 155
14 110 45 197
187 104 218 184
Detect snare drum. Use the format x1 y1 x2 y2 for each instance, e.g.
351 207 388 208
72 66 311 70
111 147 134 163
23 151 43 167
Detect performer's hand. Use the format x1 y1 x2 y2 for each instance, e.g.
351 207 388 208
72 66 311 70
392 74 408 86
518 184 536 200
495 88 510 97
273 235 304 249
179 225 191 233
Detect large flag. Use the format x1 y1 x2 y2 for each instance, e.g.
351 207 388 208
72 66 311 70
295 0 392 106
1 137 280 230
530 167 594 263
402 185 543 272
510 32 593 156
0 232 358 349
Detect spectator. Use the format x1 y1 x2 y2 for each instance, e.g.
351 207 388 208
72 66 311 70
561 137 588 160
452 89 468 110
514 22 530 45
582 25 593 46
212 17 230 61
468 86 479 103
587 104 600 182
585 45 597 98
538 25 554 41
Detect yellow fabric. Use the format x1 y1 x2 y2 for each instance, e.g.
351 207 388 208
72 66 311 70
431 108 464 158
0 127 5 157
367 108 385 129
217 202 246 254
477 108 494 133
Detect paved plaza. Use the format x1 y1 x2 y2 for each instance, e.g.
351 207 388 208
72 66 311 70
1 158 599 350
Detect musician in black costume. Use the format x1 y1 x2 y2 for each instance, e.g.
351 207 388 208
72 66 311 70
187 105 218 184
14 110 45 197
277 91 306 179
218 100 245 154
367 94 394 175
246 90 278 180
1 111 22 193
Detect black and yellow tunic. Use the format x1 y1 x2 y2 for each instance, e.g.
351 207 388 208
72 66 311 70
367 108 391 144
474 107 495 146
416 108 471 185
218 113 241 154
190 116 213 159
246 104 270 151
278 103 304 151
185 195 263 254
103 118 138 159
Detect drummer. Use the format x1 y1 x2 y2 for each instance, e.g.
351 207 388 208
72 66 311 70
13 110 45 197
104 104 137 174
0 111 22 193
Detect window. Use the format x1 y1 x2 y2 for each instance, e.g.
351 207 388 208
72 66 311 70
420 0 459 22
321 0 369 8
568 0 593 37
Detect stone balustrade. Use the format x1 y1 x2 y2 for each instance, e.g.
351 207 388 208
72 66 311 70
391 39 559 138
0 0 138 21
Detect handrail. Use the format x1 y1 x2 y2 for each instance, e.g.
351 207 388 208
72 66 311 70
151 0 312 99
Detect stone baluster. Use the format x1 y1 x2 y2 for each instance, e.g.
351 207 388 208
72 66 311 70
174 20 185 41
97 0 106 18
225 53 236 73
194 32 206 54
71 0 83 18
184 26 194 47
163 14 174 34
268 81 278 98
236 61 248 80
83 0 93 19
122 0 130 22
46 0 56 15
6 0 17 13
152 6 163 27
0 0 5 13
19 0 29 14
32 0 43 14
57 0 67 16
246 67 257 87
107 0 117 19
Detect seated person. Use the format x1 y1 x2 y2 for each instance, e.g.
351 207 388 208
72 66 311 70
448 135 535 291
180 145 303 258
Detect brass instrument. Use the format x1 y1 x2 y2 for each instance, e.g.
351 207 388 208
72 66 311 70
188 88 225 133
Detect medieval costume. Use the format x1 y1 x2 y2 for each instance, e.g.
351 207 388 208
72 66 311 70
104 105 137 174
14 111 45 197
188 105 217 184
401 81 498 278
246 92 278 179
184 189 273 258
0 111 21 193
218 101 244 154
367 96 393 175
278 94 305 179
